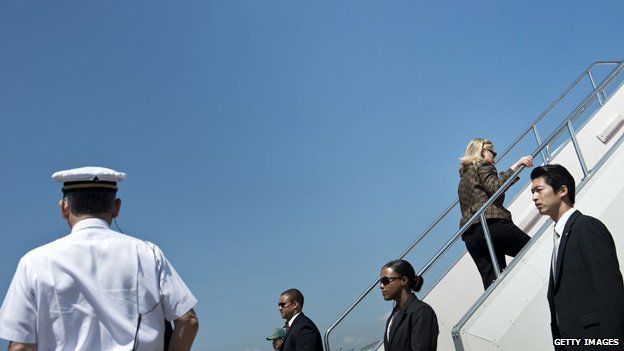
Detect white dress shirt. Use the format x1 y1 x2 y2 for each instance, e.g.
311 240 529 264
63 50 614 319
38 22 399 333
288 312 301 327
0 218 197 350
552 207 577 276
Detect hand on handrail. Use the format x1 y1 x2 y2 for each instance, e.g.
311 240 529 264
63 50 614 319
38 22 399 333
510 156 533 172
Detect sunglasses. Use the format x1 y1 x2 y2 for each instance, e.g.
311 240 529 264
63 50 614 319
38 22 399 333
379 276 402 285
277 302 292 308
487 149 497 158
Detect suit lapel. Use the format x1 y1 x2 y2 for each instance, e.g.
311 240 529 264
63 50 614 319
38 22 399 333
388 294 416 346
553 211 581 290
283 313 302 346
548 268 554 299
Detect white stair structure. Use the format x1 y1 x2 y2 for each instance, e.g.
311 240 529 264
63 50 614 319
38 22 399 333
324 60 624 351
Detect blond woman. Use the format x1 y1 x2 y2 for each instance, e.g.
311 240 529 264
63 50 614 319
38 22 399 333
458 138 533 289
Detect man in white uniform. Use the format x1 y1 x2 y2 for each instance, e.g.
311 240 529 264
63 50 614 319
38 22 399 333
0 167 199 351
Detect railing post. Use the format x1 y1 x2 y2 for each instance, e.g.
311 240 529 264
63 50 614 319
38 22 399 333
532 125 549 163
480 213 501 279
587 69 604 106
566 121 590 177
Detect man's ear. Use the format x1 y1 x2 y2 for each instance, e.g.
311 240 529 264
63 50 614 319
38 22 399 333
59 199 70 220
112 198 122 218
558 185 569 200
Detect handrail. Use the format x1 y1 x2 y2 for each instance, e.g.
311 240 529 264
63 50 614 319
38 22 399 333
323 60 623 351
496 61 619 162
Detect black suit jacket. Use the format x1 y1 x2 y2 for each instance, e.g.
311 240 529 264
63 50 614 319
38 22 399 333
280 313 323 351
548 211 624 349
384 294 438 351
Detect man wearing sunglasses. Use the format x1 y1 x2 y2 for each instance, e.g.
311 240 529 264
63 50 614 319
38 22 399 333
0 167 199 351
277 288 323 351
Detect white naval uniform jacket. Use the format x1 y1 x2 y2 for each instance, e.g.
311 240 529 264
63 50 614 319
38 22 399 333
0 218 197 351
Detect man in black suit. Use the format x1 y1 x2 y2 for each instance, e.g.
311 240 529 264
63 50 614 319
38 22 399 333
277 289 323 351
531 164 624 349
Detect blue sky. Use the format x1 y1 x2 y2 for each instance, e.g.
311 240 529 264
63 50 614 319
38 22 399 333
1 1 623 350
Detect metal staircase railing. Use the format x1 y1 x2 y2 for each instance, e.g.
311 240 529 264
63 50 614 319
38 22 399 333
324 59 624 351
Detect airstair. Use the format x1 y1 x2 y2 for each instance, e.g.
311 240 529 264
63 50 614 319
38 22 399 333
324 60 624 351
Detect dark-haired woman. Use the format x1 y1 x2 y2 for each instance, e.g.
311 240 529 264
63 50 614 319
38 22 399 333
380 260 438 351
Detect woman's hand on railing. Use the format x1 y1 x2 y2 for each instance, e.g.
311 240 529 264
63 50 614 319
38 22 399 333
510 156 533 172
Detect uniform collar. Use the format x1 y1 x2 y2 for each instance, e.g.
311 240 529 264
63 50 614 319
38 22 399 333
554 207 577 236
71 218 111 233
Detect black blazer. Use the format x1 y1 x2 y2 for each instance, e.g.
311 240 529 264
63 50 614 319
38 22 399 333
280 313 323 351
384 294 439 351
548 210 624 348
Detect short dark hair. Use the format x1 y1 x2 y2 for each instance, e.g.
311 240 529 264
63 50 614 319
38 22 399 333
382 259 424 292
281 288 304 308
65 190 116 216
530 164 576 205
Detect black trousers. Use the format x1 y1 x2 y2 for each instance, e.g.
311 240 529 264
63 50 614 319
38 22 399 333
462 219 530 290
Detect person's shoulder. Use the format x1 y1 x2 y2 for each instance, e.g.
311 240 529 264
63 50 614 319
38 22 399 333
466 160 497 176
572 212 606 229
297 313 320 328
571 212 611 237
407 297 436 315
297 313 313 324
102 229 159 248
460 161 485 178
468 160 493 169
113 233 170 260
22 234 71 261
110 230 148 243
12 240 63 275
475 160 495 169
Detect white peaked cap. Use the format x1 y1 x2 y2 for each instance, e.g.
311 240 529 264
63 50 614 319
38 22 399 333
52 167 126 192
52 167 127 183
